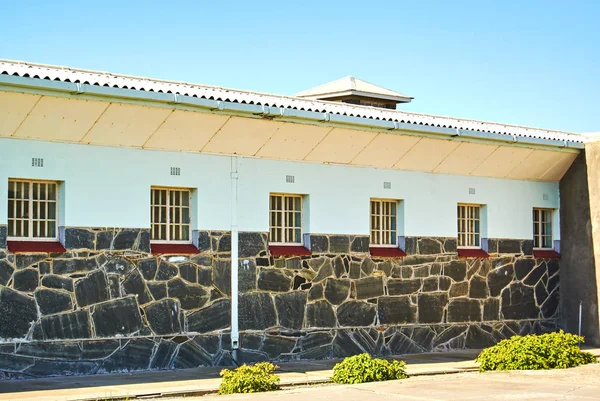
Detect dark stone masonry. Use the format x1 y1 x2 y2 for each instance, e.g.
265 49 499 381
0 227 559 378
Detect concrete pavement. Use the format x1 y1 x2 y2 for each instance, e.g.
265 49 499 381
0 348 598 401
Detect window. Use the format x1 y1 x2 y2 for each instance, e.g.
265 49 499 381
370 199 398 246
269 194 302 244
533 208 553 249
8 179 58 240
457 204 481 248
151 187 191 243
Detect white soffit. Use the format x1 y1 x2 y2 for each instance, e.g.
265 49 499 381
351 134 421 169
143 111 230 152
304 128 377 164
13 96 109 142
202 117 285 156
0 91 40 137
256 123 332 160
82 103 172 147
0 91 578 182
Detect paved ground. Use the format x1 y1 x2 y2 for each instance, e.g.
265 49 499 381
0 348 598 401
170 363 600 401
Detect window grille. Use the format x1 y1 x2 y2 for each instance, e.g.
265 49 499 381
269 194 302 244
370 199 397 246
457 204 481 247
8 179 58 239
151 187 191 242
533 208 553 249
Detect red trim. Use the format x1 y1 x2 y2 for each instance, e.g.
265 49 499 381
269 245 311 257
458 248 489 258
369 247 407 258
533 250 560 259
7 241 66 253
151 243 200 255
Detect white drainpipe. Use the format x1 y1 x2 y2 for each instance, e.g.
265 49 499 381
230 156 240 354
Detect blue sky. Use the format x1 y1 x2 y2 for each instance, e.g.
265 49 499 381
1 1 598 133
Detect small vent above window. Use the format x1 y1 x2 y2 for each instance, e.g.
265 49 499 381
543 194 549 200
170 167 181 176
286 175 295 184
31 158 44 167
383 181 391 189
469 188 476 195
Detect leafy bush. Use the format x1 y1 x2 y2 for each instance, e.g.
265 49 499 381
218 362 280 394
332 353 408 384
476 330 597 372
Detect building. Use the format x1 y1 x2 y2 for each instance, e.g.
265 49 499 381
0 59 593 378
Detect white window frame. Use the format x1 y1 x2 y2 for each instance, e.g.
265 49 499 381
7 178 59 242
533 208 553 250
150 186 192 244
269 193 303 245
457 203 481 249
370 198 399 247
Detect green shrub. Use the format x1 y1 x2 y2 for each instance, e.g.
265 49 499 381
332 353 408 384
476 330 597 372
218 362 280 394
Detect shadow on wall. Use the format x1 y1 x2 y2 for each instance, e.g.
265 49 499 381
560 152 600 345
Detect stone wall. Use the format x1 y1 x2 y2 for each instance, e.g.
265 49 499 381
0 229 559 378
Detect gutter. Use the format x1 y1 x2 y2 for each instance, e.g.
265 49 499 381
0 74 584 151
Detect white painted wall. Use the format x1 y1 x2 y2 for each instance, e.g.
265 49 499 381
0 138 561 240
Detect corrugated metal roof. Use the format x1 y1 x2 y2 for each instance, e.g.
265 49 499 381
0 59 584 144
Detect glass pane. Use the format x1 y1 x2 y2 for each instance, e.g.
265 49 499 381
48 184 56 201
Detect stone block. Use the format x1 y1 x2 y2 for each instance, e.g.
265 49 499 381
465 325 497 348
521 240 534 256
488 264 514 296
337 300 376 326
150 341 178 370
257 268 291 292
313 260 334 282
324 278 350 305
501 283 539 320
333 256 345 278
0 287 38 338
469 276 488 298
64 228 95 250
168 278 209 310
15 254 46 269
497 239 522 254
92 297 143 337
53 257 97 275
351 236 369 253
187 298 231 333
155 261 178 281
310 235 329 253
145 299 183 335
418 293 448 323
443 260 466 281
418 238 443 254
16 342 82 360
13 268 39 292
239 292 276 330
448 298 482 322
34 310 91 340
173 341 213 369
449 281 469 297
217 234 231 253
329 236 350 253
179 263 197 283
523 263 547 286
404 237 418 255
100 339 155 373
81 340 120 359
213 260 231 296
41 275 73 292
483 298 500 321
0 259 14 286
378 296 416 324
333 330 363 358
422 277 439 292
302 332 334 350
387 331 423 355
123 269 152 305
444 238 457 253
198 267 213 287
107 275 121 298
148 282 167 300
195 231 211 252
138 258 158 281
514 259 535 280
0 225 6 249
75 270 110 307
35 289 73 315
355 276 384 299
388 279 422 295
308 282 324 301
239 232 267 257
274 291 306 330
262 335 296 359
306 300 336 328
360 258 376 276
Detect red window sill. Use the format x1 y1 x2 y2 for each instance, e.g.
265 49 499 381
533 250 560 259
151 243 200 255
458 248 490 258
269 245 311 257
369 247 407 257
7 241 67 253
